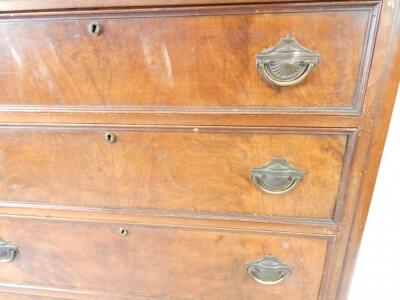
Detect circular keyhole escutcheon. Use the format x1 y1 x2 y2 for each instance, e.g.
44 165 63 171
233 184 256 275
119 227 129 236
105 132 117 144
88 22 102 36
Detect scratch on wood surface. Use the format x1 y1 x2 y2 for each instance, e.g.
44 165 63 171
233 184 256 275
161 43 175 87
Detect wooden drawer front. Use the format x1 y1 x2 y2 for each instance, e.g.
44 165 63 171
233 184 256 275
0 218 329 299
0 294 58 300
0 2 378 113
0 127 350 221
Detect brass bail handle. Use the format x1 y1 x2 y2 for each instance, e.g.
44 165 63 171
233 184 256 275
250 157 304 195
246 256 291 285
256 35 320 87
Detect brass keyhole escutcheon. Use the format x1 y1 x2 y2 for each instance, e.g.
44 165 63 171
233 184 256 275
88 22 102 36
119 227 128 236
105 132 116 144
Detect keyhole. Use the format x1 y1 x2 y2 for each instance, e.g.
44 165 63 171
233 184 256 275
119 227 128 236
105 132 116 143
88 22 102 36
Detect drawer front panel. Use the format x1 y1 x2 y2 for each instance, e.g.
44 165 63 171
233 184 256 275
0 3 378 112
0 218 329 299
0 294 57 300
0 127 349 220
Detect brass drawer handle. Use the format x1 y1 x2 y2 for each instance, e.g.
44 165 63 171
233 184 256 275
256 35 319 87
246 256 291 285
0 239 18 263
250 158 304 195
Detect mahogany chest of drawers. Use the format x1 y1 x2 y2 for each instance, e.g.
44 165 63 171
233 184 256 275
0 0 398 299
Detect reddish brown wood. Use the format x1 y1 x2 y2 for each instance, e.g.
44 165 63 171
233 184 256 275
335 2 400 299
0 206 338 235
0 3 377 113
318 1 400 299
0 127 349 220
0 0 397 299
0 293 60 300
0 217 329 299
0 112 363 127
0 0 379 13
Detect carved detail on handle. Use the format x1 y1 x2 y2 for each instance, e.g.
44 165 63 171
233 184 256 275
246 256 291 285
256 35 320 87
250 158 304 195
0 239 18 263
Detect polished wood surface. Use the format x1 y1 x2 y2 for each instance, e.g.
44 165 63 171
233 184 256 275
0 3 377 113
0 217 329 299
334 1 400 297
0 294 59 300
0 0 378 12
0 127 348 220
0 0 398 299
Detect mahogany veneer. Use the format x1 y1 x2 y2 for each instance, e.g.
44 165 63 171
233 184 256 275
0 0 398 299
0 3 377 113
0 217 329 299
0 127 350 220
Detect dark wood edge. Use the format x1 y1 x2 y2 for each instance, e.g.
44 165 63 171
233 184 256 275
0 122 358 133
332 131 358 222
0 282 138 300
318 236 337 299
0 1 379 116
0 201 338 234
336 1 400 299
0 105 366 116
354 0 381 114
0 213 336 237
0 1 381 18
0 112 363 128
0 0 381 13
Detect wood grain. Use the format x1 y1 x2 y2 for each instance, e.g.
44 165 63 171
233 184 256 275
0 3 377 113
0 0 397 299
316 1 400 299
334 1 400 298
0 217 329 299
0 113 363 127
0 293 60 300
0 127 348 220
0 0 378 13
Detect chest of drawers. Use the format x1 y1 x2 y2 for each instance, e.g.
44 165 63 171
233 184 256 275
0 0 398 299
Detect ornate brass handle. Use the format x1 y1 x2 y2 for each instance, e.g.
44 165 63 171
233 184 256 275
256 35 319 87
0 239 18 263
246 256 291 285
250 158 304 195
